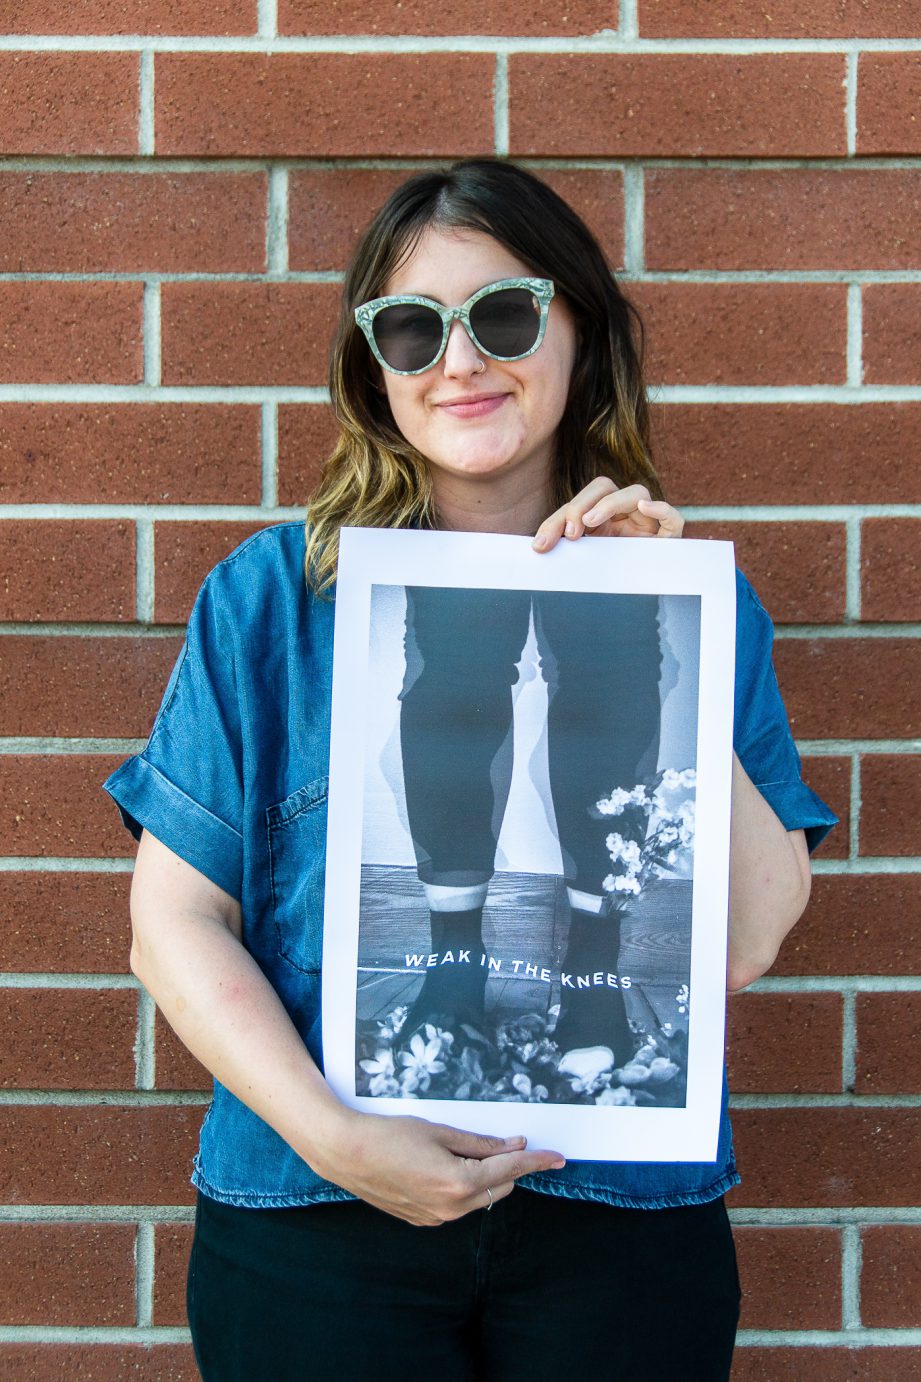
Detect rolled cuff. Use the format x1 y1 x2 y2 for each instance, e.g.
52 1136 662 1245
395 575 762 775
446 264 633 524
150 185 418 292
101 753 244 901
752 776 840 855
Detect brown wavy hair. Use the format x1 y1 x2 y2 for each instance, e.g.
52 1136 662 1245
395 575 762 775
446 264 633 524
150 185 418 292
304 157 663 593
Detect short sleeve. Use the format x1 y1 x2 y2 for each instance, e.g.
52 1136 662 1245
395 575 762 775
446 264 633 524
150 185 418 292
101 568 245 900
733 570 838 855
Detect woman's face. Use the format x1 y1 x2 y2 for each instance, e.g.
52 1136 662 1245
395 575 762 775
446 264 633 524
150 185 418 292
376 225 578 512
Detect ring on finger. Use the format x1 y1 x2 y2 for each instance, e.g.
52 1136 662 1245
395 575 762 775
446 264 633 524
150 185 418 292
485 1186 493 1212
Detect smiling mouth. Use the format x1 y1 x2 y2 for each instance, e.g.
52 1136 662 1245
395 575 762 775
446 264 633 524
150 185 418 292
436 393 509 413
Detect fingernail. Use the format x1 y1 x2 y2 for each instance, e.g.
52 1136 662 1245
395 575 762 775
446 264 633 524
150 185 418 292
532 534 547 550
564 520 576 537
582 509 598 525
551 1159 566 1170
506 1135 527 1148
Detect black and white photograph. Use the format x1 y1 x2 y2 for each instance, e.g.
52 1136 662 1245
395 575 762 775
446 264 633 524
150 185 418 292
323 528 736 1162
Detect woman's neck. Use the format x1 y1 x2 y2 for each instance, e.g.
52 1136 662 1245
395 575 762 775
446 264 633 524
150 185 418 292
430 467 552 538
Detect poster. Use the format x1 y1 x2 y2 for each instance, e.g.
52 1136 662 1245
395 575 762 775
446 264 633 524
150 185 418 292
322 527 736 1162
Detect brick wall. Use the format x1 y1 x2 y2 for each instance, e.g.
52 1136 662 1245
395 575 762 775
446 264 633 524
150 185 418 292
1 3 919 1376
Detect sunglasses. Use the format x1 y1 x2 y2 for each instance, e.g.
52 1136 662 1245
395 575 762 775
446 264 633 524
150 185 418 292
354 276 556 376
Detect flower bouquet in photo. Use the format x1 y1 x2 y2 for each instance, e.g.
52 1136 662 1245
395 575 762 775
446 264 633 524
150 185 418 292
355 767 697 1109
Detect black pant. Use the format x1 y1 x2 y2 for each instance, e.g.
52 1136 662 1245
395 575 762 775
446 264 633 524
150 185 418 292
399 588 662 892
187 1187 740 1381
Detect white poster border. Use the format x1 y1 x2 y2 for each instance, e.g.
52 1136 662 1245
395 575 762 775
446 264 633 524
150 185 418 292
322 527 736 1164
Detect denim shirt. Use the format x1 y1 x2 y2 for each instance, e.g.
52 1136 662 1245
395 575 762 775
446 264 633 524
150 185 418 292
102 520 838 1210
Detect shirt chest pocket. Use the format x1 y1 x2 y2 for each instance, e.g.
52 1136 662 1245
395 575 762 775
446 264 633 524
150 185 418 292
266 777 328 975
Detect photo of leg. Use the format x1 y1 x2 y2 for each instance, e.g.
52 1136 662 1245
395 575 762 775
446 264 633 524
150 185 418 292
355 584 700 1109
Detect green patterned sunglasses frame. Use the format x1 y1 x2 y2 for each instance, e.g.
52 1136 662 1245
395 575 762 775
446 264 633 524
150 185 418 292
353 276 556 376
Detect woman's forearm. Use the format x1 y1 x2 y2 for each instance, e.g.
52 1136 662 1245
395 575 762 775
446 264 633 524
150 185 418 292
725 751 812 992
130 905 352 1177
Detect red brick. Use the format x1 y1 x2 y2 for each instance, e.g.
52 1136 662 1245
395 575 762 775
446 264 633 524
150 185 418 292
861 1226 921 1327
859 54 921 156
651 403 921 507
155 53 494 156
633 282 845 388
509 54 846 157
863 284 921 386
730 1108 921 1206
862 519 921 623
0 755 167 859
0 403 261 506
0 1344 198 1380
280 0 615 33
734 1227 841 1330
0 1106 199 1204
0 283 142 385
0 639 180 737
153 520 280 623
161 281 340 387
277 403 341 507
640 0 921 37
646 167 921 273
0 521 135 623
0 989 136 1091
726 993 842 1094
774 639 921 739
289 167 416 272
856 994 921 1095
0 53 138 155
730 1348 921 1381
686 522 846 625
0 872 132 975
0 1223 135 1326
153 1222 194 1326
799 757 849 861
859 755 921 857
0 172 266 273
774 874 921 977
290 166 625 272
6 2 256 33
155 1011 211 1092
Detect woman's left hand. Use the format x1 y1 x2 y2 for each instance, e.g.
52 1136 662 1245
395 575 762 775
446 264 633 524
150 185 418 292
532 479 684 551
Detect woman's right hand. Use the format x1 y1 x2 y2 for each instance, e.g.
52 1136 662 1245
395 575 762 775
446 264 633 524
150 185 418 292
311 1109 565 1227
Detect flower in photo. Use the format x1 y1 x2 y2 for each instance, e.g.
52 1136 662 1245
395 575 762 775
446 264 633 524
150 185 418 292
358 1047 400 1097
398 1031 447 1094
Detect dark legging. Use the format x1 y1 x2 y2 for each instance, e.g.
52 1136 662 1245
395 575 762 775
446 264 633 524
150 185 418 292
399 587 662 892
187 1187 740 1381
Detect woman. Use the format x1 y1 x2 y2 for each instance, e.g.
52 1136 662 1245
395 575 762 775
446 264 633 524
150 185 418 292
102 157 837 1380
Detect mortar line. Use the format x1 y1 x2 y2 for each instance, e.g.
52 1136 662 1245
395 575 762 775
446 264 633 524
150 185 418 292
622 164 644 275
135 988 157 1090
7 502 921 523
135 1221 155 1329
142 281 161 387
850 754 862 862
138 50 155 156
494 53 509 156
841 1223 862 1329
261 401 279 509
266 165 289 275
846 283 863 388
7 383 921 405
619 0 638 41
257 0 278 39
5 34 921 53
0 1205 195 1222
845 513 862 622
135 516 155 625
846 51 859 157
841 990 857 1094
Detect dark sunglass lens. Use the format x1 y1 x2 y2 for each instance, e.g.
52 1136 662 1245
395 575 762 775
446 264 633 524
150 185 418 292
469 288 542 358
372 303 443 372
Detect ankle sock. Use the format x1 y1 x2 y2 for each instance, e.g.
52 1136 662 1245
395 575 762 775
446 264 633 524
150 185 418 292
407 906 487 1032
553 904 634 1063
